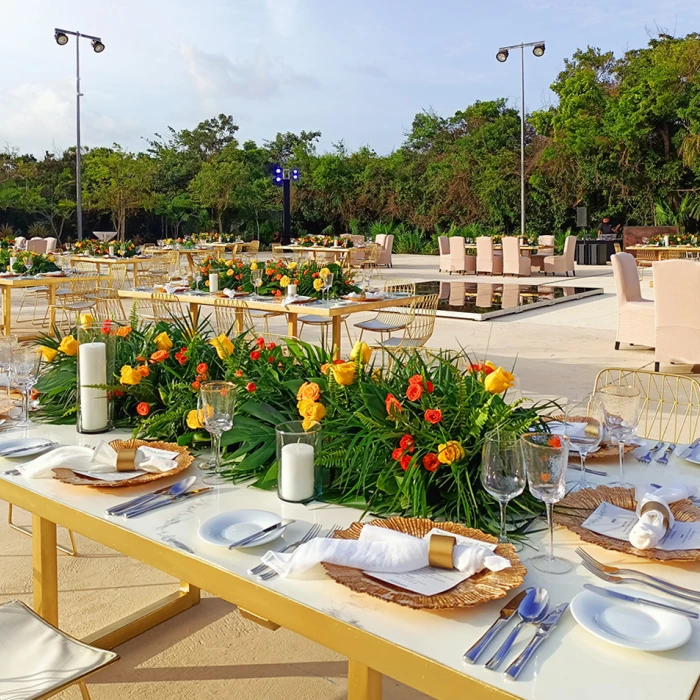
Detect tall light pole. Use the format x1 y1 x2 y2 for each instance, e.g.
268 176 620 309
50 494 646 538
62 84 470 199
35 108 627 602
54 29 105 241
496 41 545 238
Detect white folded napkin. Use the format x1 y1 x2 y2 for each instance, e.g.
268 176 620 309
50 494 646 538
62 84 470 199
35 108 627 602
19 442 178 479
547 420 606 442
222 288 238 299
260 525 511 579
629 483 698 549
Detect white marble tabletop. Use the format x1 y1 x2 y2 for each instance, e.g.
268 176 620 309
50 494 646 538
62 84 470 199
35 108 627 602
1 424 699 700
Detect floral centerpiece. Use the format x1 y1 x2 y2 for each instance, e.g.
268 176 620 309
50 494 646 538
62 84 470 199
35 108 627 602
297 235 354 249
32 319 548 533
649 233 697 246
0 249 59 273
192 257 360 298
0 237 15 249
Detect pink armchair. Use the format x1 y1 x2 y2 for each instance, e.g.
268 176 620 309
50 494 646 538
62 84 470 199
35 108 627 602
653 260 700 372
543 235 577 276
611 252 655 350
44 237 57 253
26 238 48 254
377 234 394 267
438 236 450 272
13 236 26 250
476 237 503 275
502 236 531 276
530 235 555 270
449 237 476 274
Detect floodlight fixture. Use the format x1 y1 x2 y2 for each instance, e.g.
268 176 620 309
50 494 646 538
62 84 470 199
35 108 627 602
92 39 105 53
55 31 69 46
533 42 545 57
496 49 509 63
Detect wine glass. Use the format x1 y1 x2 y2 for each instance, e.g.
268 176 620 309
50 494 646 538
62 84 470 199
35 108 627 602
199 381 236 485
481 428 526 551
11 346 41 427
521 432 572 574
322 272 334 303
563 394 603 492
598 385 642 488
193 269 202 292
0 336 18 399
251 269 262 298
24 256 34 277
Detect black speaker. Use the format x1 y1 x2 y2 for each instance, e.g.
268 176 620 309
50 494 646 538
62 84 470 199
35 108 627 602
576 206 588 227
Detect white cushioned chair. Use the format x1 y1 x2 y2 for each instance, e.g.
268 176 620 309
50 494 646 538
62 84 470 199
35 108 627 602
611 252 655 350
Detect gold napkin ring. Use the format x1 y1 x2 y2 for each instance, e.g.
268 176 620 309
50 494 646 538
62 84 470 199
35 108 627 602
428 534 456 570
640 501 672 529
116 448 138 472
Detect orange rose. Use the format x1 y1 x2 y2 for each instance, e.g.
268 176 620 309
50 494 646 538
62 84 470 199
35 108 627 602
150 349 169 363
406 383 423 401
296 381 321 402
137 364 150 377
424 408 442 424
385 393 402 416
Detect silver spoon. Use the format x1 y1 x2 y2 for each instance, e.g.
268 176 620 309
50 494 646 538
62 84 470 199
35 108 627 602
106 475 197 516
484 587 550 670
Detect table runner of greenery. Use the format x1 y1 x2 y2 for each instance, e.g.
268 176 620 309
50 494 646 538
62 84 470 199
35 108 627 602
33 317 547 531
72 240 137 257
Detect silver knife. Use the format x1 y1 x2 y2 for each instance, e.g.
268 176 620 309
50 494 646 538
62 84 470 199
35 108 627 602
504 603 569 680
568 464 608 477
583 584 699 619
0 441 56 457
463 589 531 663
228 519 295 549
679 438 700 459
124 488 212 518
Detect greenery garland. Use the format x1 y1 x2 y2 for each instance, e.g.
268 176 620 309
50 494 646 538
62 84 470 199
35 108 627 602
33 318 548 533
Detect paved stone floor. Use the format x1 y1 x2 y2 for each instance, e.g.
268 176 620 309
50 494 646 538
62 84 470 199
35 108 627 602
0 256 669 699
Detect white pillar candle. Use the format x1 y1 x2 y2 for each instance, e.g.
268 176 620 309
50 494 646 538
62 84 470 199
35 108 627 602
9 257 16 271
287 283 297 297
79 342 108 432
209 273 219 293
108 245 115 257
279 442 315 502
664 235 670 247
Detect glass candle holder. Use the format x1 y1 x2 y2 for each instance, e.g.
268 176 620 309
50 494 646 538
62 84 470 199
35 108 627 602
276 420 321 503
77 321 116 434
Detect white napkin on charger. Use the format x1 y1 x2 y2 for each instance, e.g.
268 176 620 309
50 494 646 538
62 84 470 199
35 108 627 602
629 483 698 549
260 525 512 579
19 441 178 479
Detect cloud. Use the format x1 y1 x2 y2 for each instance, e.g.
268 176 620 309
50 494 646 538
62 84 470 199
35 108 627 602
179 43 319 105
265 0 299 37
343 64 388 79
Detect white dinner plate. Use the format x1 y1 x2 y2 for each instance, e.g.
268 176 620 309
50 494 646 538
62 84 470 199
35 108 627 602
570 585 692 652
198 509 287 548
0 438 56 458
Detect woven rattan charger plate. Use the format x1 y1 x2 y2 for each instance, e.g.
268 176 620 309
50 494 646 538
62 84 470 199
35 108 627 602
321 517 526 610
52 439 193 488
554 485 700 561
546 414 635 461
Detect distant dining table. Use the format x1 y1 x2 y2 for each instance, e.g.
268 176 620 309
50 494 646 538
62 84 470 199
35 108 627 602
117 288 420 356
68 255 152 286
281 245 367 263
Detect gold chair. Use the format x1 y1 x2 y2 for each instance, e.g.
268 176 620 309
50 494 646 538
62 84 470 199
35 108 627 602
593 368 700 443
369 294 439 351
94 289 127 324
362 244 381 269
354 279 417 342
298 313 353 353
246 240 260 256
151 292 186 322
48 275 97 331
214 298 255 337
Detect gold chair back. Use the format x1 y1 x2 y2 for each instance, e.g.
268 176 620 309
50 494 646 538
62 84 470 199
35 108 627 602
151 292 185 322
94 289 127 324
405 294 439 343
593 368 700 443
246 240 260 256
109 263 129 290
635 249 657 267
213 298 255 337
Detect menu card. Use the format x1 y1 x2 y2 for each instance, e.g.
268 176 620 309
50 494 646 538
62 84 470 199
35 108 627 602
581 501 700 550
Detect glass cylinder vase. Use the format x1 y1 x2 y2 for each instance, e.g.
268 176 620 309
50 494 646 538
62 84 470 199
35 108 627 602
276 420 321 503
77 321 116 434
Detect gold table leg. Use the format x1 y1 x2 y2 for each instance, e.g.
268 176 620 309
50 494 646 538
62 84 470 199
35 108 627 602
331 316 342 358
348 660 382 700
287 313 298 338
2 286 11 335
32 514 59 626
48 284 57 332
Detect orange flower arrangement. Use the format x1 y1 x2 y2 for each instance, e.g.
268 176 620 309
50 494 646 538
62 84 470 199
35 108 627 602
150 349 169 363
406 383 423 401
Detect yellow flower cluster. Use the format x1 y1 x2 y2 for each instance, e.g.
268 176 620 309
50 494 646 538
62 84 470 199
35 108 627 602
331 362 355 386
120 365 143 385
350 341 371 364
313 278 324 291
437 440 465 465
296 381 325 430
484 367 515 394
57 335 78 356
154 332 173 351
209 334 234 359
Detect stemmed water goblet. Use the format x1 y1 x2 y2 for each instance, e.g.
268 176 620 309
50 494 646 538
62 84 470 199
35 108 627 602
193 269 202 292
24 256 34 277
251 269 263 299
199 381 236 485
521 432 572 574
598 385 642 488
0 336 19 400
480 428 526 551
11 346 41 428
322 272 334 303
563 393 603 492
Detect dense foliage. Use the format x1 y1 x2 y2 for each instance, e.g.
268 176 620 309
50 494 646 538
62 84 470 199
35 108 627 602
3 34 700 246
33 320 547 531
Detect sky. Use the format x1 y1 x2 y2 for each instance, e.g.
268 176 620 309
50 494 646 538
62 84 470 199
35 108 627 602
1 0 699 157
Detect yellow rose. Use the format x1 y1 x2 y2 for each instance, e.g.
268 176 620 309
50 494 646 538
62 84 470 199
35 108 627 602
288 261 297 270
186 409 202 429
57 334 78 356
154 331 173 351
298 400 326 422
227 268 234 276
350 341 372 364
319 267 331 278
280 275 291 288
209 333 234 359
119 365 143 386
296 381 321 402
302 417 318 431
331 361 356 386
79 313 94 326
40 346 58 362
484 367 515 394
437 440 465 465
313 278 324 291
250 262 258 271
320 363 330 375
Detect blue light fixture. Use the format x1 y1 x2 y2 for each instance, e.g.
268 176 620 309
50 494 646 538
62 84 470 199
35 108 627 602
291 168 299 181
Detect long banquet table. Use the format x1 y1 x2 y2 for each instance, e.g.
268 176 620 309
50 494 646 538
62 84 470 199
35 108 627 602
1 424 699 699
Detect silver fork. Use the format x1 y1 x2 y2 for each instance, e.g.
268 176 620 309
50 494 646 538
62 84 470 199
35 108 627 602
635 441 665 464
248 523 322 576
655 443 676 465
258 524 342 581
577 548 700 602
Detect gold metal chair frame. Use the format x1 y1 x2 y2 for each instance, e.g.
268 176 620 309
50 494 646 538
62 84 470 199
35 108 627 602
355 280 417 343
593 367 700 443
214 297 255 337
